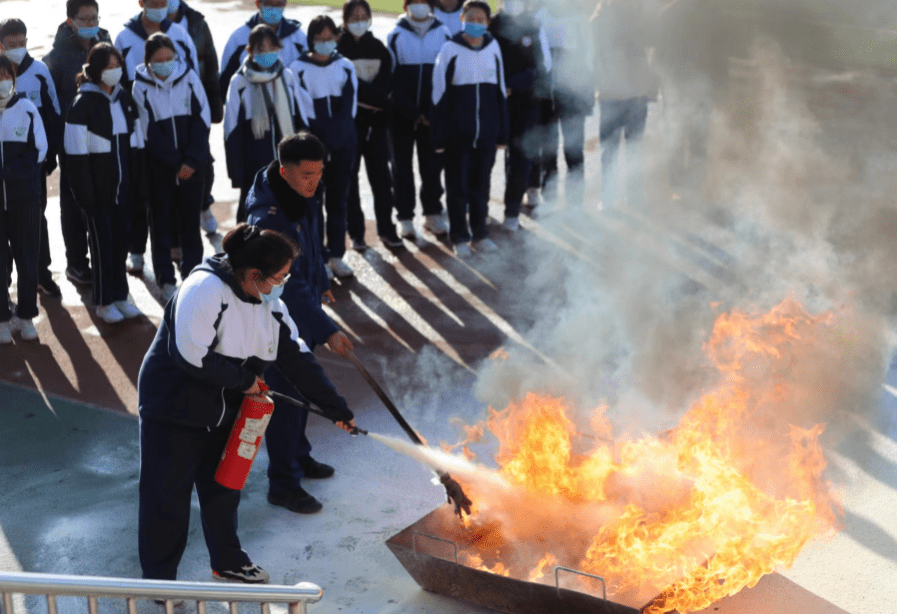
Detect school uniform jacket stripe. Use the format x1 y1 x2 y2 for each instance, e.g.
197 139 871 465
386 18 450 120
291 54 357 151
14 55 62 155
219 14 307 96
0 95 48 208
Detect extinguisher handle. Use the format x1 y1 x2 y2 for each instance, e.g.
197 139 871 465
267 390 368 436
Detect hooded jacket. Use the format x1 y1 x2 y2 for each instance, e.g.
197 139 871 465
488 12 552 96
138 254 352 428
169 0 224 123
114 14 198 86
44 23 112 115
245 162 337 348
132 61 211 171
337 30 393 115
0 94 48 209
219 13 307 97
290 52 357 153
12 54 62 164
431 32 509 149
386 16 451 122
64 83 144 214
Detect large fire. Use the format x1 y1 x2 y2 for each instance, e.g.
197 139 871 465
448 298 842 613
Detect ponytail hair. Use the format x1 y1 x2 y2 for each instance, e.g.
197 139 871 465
76 42 123 87
222 223 300 280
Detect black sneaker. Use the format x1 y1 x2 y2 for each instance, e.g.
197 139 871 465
38 273 62 297
379 234 404 248
65 266 92 286
212 563 270 584
267 488 323 514
301 458 335 479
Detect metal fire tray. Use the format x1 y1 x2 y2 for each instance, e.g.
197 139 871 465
386 506 655 614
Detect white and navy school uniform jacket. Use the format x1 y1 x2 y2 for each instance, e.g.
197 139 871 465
290 53 357 153
64 83 145 214
219 13 307 97
132 61 211 172
386 17 451 122
223 63 303 189
0 94 48 209
137 255 353 429
431 32 509 150
434 6 463 36
114 15 198 86
13 54 62 159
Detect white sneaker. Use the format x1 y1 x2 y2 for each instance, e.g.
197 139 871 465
453 243 472 258
126 253 144 274
114 300 143 319
424 214 449 236
328 257 354 279
0 321 12 344
161 284 178 302
525 188 541 207
96 304 125 324
398 220 417 239
473 238 499 253
200 209 218 234
16 318 38 341
503 217 519 232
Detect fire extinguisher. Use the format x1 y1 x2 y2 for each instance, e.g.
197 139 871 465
215 381 274 490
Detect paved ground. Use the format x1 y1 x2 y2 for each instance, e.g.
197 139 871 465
3 1 897 613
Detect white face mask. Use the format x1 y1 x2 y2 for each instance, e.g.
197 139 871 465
347 20 370 37
407 3 431 20
3 47 27 65
101 67 122 87
0 79 14 100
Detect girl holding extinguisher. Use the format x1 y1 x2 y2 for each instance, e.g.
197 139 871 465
136 223 355 584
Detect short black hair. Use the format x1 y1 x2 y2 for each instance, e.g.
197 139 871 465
462 0 491 19
0 55 16 85
278 131 327 166
144 32 176 66
307 15 339 44
0 19 27 41
66 0 99 20
247 24 281 52
342 0 372 25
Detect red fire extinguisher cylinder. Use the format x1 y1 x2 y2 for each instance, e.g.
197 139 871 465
215 382 274 490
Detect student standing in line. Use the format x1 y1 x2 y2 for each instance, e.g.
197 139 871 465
44 0 111 289
65 43 145 324
338 0 403 250
219 0 307 99
132 33 211 302
0 18 63 298
489 0 551 230
0 55 47 344
431 0 508 257
224 24 303 223
166 0 225 235
291 15 358 279
434 0 464 35
386 0 450 241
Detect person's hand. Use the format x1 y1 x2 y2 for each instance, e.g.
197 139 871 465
243 377 264 395
497 144 507 150
418 115 430 127
326 331 354 359
435 148 445 154
335 419 357 433
177 164 196 181
506 88 512 96
322 289 335 304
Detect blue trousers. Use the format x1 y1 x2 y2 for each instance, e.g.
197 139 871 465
444 141 497 245
84 203 131 307
138 417 250 580
599 97 649 209
59 156 90 270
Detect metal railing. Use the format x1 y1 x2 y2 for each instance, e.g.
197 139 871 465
0 572 322 614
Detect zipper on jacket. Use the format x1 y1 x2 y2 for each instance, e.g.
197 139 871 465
415 33 425 119
474 83 480 147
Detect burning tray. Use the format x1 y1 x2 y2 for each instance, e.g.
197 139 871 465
386 506 658 614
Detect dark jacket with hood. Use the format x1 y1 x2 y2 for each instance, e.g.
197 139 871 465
337 29 393 121
170 0 224 123
488 12 551 96
44 23 112 116
245 162 337 348
138 254 352 428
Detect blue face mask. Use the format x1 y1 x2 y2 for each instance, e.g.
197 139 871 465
253 51 279 68
168 0 181 14
77 25 100 40
256 279 286 303
145 7 168 23
462 21 487 38
314 40 337 56
152 60 176 77
261 7 284 25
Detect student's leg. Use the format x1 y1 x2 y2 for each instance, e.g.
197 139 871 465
417 125 444 216
391 117 417 221
38 174 53 278
236 185 250 224
346 120 367 244
0 211 12 323
129 190 150 258
59 157 91 272
444 142 472 245
8 199 42 320
148 175 178 287
504 94 531 219
540 98 561 201
138 417 205 580
110 199 133 303
469 144 497 242
600 100 627 210
323 146 355 260
621 97 650 208
560 111 586 208
264 365 311 497
195 419 252 573
365 117 398 239
175 171 206 280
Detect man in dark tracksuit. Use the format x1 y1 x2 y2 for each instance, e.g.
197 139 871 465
246 133 355 514
43 1 111 286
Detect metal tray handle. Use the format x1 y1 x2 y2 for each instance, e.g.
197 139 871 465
554 566 607 602
411 531 459 563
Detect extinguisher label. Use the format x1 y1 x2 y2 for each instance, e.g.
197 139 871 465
239 415 272 444
237 442 258 459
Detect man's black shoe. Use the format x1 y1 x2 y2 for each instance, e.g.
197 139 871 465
38 272 62 297
65 266 92 286
267 488 323 514
301 458 335 479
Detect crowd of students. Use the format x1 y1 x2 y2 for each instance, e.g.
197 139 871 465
0 0 657 342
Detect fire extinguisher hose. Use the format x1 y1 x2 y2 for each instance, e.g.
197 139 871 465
266 390 368 435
